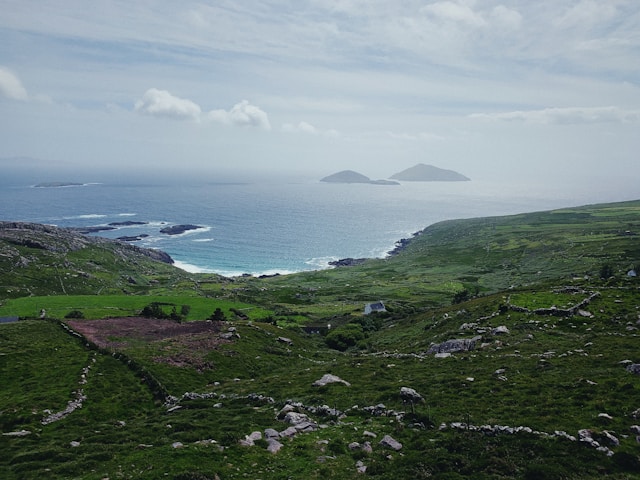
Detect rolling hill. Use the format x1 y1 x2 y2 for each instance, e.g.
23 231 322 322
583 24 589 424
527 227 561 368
1 200 640 479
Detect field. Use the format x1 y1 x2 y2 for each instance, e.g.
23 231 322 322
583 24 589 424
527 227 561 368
1 201 640 479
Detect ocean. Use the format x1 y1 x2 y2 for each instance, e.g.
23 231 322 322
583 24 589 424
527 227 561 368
1 175 636 277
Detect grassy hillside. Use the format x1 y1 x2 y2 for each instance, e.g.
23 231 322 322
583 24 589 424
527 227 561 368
1 201 640 479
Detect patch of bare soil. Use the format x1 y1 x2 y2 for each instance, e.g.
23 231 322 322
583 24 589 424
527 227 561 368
67 317 230 370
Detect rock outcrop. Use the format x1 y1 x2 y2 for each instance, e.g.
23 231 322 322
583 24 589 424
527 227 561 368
159 224 202 235
0 221 174 264
427 336 482 354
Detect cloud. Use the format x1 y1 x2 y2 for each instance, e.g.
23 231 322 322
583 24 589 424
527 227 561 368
469 106 640 125
208 100 271 130
134 90 271 130
134 88 201 120
0 66 29 101
282 121 339 137
421 1 486 28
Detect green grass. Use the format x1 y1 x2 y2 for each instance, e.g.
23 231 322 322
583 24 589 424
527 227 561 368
0 294 274 322
2 200 640 478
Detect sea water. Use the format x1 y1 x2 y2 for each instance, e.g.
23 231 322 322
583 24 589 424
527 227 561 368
1 175 635 277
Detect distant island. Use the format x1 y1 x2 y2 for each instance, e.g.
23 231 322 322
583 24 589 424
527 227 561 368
34 181 85 188
322 164 469 184
390 163 470 182
320 170 399 185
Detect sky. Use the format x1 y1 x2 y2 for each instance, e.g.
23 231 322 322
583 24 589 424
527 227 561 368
1 0 639 187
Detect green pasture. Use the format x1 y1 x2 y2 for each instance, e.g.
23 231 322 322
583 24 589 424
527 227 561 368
2 199 640 478
0 294 274 321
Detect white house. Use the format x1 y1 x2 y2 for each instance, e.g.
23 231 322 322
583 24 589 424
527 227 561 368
364 301 386 315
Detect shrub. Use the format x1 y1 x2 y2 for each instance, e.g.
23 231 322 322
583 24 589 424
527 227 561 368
209 308 226 321
140 302 167 319
64 310 84 319
599 264 614 280
325 323 364 351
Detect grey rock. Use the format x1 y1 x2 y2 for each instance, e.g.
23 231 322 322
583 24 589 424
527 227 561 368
280 426 298 438
427 336 481 354
2 430 31 437
400 386 424 403
313 374 351 387
295 421 319 433
284 411 311 425
379 434 402 451
265 428 280 439
267 438 283 453
492 325 510 335
626 364 640 375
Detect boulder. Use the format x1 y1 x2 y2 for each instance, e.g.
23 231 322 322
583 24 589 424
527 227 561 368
295 421 318 433
277 404 296 419
313 374 351 387
492 326 510 335
267 438 283 453
427 336 481 354
379 435 402 451
284 411 311 425
2 430 31 437
400 386 424 403
626 364 640 376
279 426 298 438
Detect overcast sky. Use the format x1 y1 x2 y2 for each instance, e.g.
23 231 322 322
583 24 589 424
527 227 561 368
1 1 639 186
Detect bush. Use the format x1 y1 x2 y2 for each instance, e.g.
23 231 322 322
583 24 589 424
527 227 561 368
209 308 226 321
140 302 167 319
599 264 614 280
64 310 84 319
325 324 364 351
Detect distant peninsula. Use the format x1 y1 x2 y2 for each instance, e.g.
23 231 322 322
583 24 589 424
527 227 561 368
34 181 85 188
390 163 470 182
320 170 399 185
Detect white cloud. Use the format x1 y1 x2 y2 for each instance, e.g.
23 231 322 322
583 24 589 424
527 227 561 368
282 121 339 137
469 106 640 125
282 121 319 134
208 100 271 130
0 66 29 101
421 1 486 28
134 90 271 130
134 88 201 120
